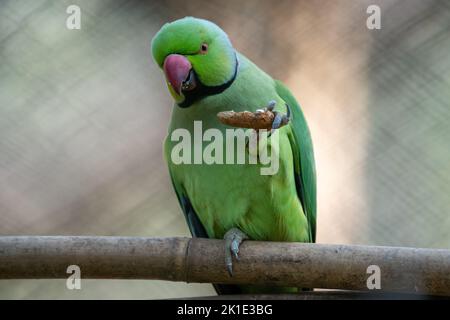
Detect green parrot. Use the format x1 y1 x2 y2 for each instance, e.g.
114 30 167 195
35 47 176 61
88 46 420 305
151 17 316 294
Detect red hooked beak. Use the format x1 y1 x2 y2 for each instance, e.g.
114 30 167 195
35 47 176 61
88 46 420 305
163 54 193 95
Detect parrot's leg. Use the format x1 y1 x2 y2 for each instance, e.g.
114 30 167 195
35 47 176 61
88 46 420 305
271 103 291 131
224 227 248 276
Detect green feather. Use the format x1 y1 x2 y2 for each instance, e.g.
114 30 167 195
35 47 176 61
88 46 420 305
275 80 317 242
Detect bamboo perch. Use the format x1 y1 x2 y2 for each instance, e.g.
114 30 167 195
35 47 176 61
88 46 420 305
0 236 449 296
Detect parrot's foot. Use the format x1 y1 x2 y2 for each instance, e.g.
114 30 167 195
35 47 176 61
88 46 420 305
224 228 248 277
271 103 291 131
256 100 276 114
256 100 290 132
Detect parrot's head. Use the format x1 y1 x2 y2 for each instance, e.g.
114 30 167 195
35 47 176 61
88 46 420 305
151 17 238 108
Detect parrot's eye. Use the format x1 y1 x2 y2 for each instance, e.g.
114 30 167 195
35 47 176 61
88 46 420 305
200 43 208 54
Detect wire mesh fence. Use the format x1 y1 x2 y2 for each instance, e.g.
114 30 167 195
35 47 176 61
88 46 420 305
0 0 449 298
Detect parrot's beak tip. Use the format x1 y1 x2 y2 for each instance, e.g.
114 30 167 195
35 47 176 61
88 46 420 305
163 54 195 96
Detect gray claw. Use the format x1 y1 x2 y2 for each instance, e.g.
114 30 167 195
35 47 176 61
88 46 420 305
224 228 248 277
271 103 291 130
231 241 240 259
226 263 233 277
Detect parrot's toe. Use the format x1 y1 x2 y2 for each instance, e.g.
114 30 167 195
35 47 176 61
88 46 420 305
266 100 277 112
271 103 291 130
224 228 248 277
255 100 276 115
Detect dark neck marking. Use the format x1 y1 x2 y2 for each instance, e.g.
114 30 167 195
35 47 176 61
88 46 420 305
178 54 239 109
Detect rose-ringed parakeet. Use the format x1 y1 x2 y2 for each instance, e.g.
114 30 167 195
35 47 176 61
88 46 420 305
151 17 316 294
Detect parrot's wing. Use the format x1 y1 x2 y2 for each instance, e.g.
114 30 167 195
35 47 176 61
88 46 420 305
164 135 208 238
167 171 209 238
275 80 317 243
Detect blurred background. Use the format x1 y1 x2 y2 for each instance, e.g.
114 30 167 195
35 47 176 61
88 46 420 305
0 0 449 299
